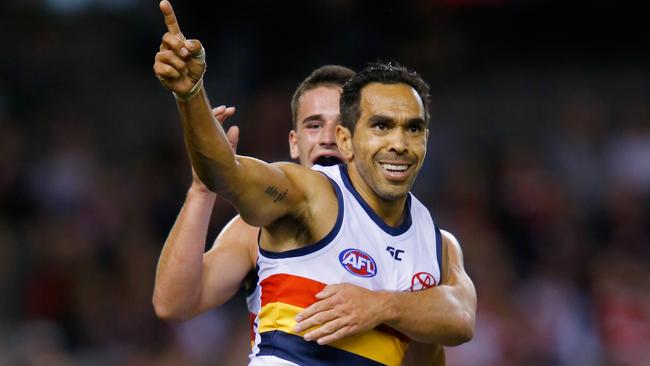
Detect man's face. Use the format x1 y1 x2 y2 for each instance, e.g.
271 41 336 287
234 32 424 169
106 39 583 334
346 82 427 201
289 86 346 167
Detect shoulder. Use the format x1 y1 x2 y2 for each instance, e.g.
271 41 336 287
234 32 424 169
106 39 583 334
272 161 328 182
438 229 469 285
273 161 336 202
440 230 464 260
219 215 260 240
440 230 460 249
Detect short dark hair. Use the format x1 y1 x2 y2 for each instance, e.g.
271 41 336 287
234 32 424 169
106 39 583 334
291 65 356 128
340 62 430 133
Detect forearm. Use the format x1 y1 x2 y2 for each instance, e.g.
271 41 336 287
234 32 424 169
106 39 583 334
381 231 476 345
177 85 239 195
153 186 216 321
176 88 305 227
382 277 475 345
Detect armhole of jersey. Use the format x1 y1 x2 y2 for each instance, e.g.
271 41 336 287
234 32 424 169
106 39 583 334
258 175 344 259
435 224 443 284
244 229 261 298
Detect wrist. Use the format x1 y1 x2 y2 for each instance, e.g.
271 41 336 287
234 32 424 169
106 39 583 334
376 290 399 325
174 79 204 102
187 183 217 200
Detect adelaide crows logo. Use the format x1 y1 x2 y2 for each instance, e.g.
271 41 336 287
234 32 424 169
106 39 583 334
410 272 436 291
339 248 377 277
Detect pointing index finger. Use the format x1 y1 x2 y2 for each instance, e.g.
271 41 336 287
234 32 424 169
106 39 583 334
159 0 182 36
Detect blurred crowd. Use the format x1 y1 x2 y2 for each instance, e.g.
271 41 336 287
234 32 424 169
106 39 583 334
1 1 649 365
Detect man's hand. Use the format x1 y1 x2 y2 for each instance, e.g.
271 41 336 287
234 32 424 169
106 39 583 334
191 105 239 192
293 283 391 345
154 0 206 100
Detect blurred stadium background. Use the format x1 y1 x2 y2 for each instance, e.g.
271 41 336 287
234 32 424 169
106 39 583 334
1 0 649 365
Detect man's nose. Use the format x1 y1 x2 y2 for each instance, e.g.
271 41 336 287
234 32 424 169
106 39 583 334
388 129 407 154
319 124 337 147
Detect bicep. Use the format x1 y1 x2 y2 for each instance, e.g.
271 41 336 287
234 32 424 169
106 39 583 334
441 230 477 316
229 157 310 227
440 230 468 285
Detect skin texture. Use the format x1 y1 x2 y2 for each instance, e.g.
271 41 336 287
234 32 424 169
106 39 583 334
152 1 475 364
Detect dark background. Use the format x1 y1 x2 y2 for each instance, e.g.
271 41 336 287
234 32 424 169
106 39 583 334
1 0 649 365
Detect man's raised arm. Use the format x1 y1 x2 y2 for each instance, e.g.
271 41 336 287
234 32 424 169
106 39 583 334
153 0 306 227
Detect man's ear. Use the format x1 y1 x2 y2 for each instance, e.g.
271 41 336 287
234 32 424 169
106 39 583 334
289 130 299 159
336 125 354 161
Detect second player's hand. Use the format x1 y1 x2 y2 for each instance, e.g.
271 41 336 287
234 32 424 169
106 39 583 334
212 105 239 151
293 284 391 345
154 0 206 99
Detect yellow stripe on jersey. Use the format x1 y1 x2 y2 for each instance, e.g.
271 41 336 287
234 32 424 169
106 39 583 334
258 301 408 366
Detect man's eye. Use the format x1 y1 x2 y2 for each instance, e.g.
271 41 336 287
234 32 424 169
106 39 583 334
409 125 423 133
307 124 321 129
373 123 387 130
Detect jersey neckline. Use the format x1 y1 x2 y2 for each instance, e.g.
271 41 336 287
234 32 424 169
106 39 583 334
339 164 412 236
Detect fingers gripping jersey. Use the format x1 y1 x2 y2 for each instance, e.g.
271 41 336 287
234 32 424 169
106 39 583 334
248 164 443 366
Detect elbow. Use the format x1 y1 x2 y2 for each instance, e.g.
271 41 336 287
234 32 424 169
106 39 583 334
443 310 475 346
152 295 192 323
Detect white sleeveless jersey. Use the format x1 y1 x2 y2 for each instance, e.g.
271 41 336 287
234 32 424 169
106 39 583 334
248 164 443 366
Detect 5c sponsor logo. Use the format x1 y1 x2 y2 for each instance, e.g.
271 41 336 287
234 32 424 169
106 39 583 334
339 248 377 278
386 246 405 261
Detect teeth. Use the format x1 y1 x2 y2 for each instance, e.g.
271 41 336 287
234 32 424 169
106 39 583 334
381 163 408 172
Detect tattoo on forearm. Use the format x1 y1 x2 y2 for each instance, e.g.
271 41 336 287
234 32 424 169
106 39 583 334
265 185 288 203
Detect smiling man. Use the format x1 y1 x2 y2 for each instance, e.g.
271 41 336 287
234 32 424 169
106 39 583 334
152 1 475 365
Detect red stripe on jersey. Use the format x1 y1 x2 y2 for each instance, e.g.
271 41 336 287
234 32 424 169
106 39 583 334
260 273 326 308
259 273 409 342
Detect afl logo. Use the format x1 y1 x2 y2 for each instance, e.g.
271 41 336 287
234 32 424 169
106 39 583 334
339 248 377 278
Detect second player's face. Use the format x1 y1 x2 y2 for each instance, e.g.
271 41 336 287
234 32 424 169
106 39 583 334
289 86 346 167
349 82 428 201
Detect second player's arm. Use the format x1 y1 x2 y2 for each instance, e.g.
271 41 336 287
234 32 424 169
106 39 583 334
153 180 216 321
152 105 247 321
153 201 258 321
